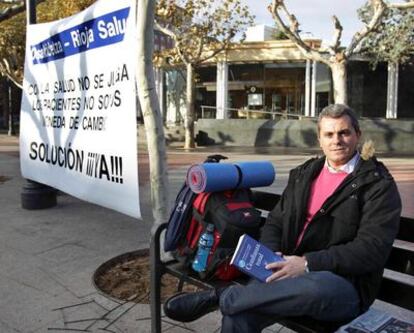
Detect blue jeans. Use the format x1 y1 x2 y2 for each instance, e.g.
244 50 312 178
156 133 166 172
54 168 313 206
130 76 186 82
219 271 360 333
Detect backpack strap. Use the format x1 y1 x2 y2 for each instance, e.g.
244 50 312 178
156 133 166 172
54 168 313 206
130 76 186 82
164 183 197 252
185 192 213 250
192 192 212 221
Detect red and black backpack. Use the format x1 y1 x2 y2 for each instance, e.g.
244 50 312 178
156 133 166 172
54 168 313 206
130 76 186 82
173 188 263 281
164 155 264 281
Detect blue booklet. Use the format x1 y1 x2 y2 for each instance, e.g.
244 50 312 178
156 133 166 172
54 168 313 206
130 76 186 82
230 234 285 282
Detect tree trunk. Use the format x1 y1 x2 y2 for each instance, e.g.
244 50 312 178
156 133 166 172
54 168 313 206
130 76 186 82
136 0 169 224
330 61 348 105
184 63 195 149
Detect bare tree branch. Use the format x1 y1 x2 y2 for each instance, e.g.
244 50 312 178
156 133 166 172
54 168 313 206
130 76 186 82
154 20 189 64
268 1 299 39
0 1 24 22
288 13 299 35
268 0 328 64
2 71 22 88
388 1 414 9
0 59 22 89
154 21 174 38
175 40 191 64
194 36 204 63
0 0 23 3
345 0 386 56
198 41 227 64
328 15 342 55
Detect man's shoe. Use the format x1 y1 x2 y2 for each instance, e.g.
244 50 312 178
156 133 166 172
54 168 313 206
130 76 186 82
163 289 219 322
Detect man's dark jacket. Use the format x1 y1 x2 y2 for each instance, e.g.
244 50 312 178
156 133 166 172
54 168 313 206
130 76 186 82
260 155 401 312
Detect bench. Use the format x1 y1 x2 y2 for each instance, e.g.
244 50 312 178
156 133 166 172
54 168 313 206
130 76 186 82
149 190 414 333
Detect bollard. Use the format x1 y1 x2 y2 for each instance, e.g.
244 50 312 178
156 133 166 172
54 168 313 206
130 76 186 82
21 180 57 210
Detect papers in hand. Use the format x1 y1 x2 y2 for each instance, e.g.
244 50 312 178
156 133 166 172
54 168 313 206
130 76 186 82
230 234 285 282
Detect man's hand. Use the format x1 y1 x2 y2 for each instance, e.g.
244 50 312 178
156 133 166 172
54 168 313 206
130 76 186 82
265 255 307 283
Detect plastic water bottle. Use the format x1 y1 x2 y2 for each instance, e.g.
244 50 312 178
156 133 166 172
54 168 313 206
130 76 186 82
192 224 215 272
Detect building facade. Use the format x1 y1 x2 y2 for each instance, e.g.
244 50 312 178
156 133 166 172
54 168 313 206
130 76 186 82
157 26 414 126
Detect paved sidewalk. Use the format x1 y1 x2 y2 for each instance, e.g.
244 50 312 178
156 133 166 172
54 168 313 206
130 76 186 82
0 134 413 332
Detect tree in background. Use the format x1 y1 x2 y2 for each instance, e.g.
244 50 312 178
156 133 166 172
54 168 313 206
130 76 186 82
0 0 28 87
0 0 95 87
155 0 254 149
358 1 414 69
268 0 414 105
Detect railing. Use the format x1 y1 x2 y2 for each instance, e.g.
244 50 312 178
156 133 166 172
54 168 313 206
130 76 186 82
200 105 305 120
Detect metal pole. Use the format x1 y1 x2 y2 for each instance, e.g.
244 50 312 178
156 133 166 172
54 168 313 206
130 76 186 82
21 0 57 210
26 0 36 24
305 60 311 117
386 62 399 119
311 61 317 117
7 79 15 136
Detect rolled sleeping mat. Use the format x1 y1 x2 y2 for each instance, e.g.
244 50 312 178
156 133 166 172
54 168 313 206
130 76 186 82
186 163 240 193
234 161 276 189
186 161 276 193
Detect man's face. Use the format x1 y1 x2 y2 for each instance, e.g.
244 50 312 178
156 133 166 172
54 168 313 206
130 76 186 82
318 115 361 169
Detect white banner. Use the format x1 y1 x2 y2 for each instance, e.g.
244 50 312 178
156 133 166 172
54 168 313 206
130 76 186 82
20 0 141 219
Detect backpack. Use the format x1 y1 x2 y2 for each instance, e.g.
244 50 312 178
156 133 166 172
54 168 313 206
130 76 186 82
174 188 263 281
164 154 228 252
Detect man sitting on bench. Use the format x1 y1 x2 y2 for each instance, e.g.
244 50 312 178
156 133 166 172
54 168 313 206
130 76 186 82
164 104 402 333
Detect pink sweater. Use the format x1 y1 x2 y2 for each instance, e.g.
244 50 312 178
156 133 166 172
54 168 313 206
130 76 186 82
296 166 348 248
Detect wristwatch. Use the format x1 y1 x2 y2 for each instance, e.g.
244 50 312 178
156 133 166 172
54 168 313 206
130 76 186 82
304 259 310 273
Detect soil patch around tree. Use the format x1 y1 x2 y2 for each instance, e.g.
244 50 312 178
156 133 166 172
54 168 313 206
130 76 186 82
93 249 199 304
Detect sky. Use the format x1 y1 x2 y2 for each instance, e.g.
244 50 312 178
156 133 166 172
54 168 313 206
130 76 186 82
241 0 368 46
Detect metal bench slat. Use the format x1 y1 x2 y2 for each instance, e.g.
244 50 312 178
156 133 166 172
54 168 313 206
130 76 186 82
383 268 414 287
378 269 414 311
393 239 414 252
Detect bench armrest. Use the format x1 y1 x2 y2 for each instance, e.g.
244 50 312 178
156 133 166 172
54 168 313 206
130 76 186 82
149 222 168 333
